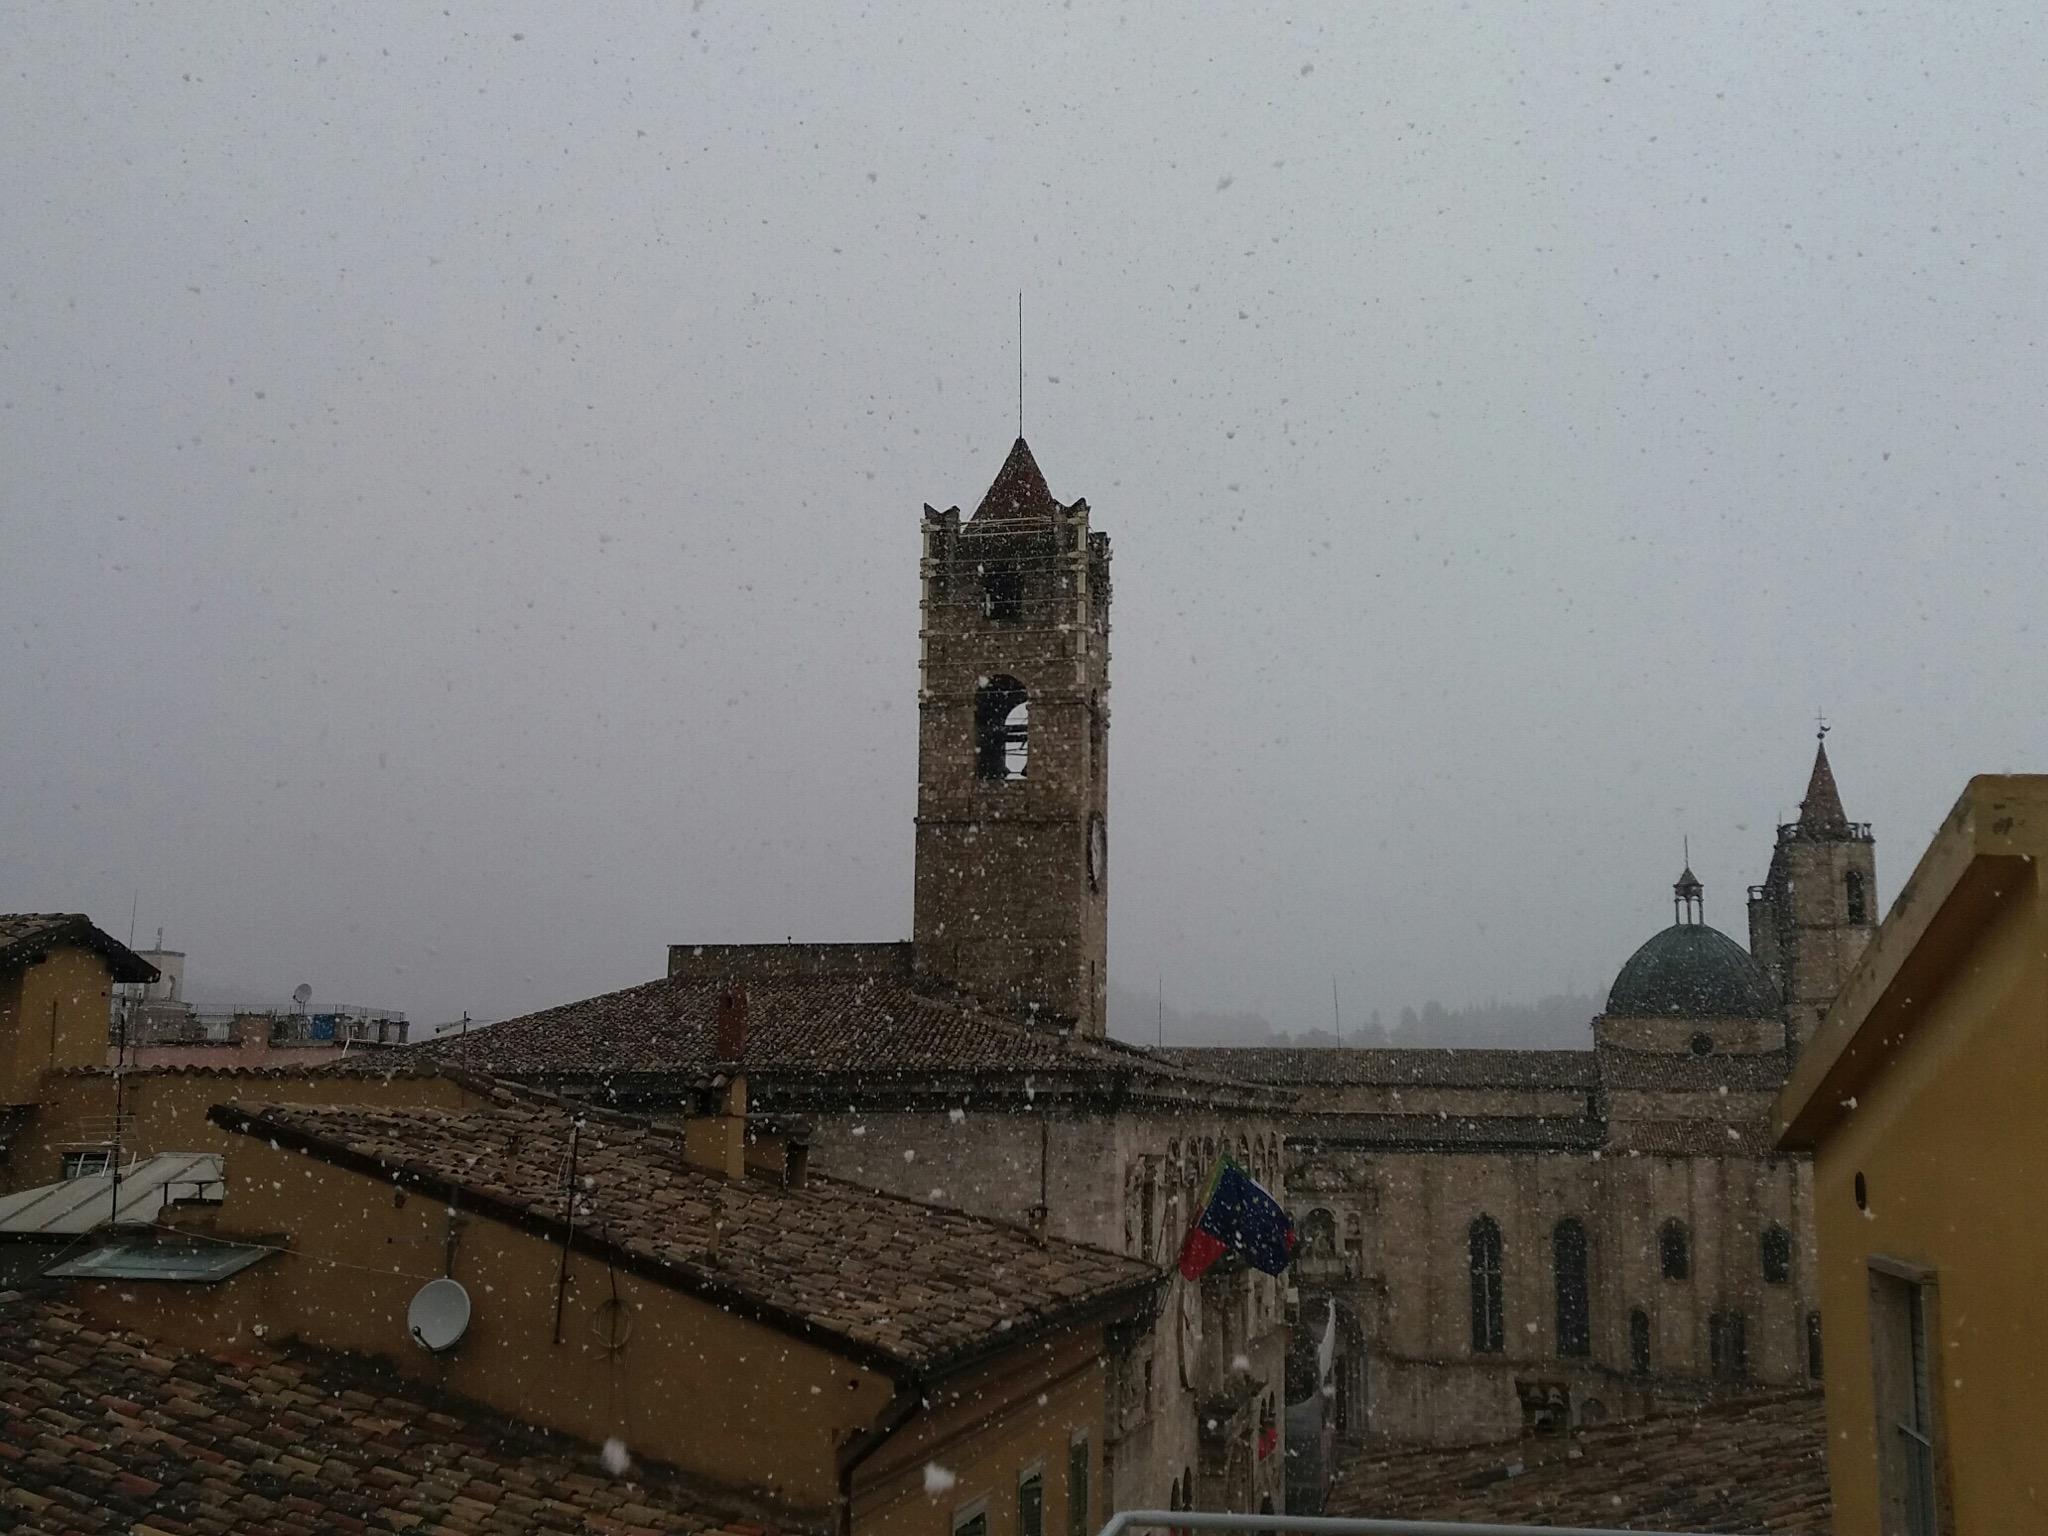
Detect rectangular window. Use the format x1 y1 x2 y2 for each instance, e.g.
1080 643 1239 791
1066 1436 1090 1536
1018 1468 1043 1536
61 1150 113 1179
1708 1311 1748 1382
954 1500 989 1536
1870 1263 1944 1536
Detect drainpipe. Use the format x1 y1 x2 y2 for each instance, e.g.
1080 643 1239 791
836 1379 923 1536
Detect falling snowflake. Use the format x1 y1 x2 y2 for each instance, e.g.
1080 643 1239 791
601 1438 631 1475
925 1463 958 1495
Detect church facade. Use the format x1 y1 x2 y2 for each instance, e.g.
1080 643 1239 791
1178 743 1878 1449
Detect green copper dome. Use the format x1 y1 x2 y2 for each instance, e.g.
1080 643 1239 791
1606 923 1780 1020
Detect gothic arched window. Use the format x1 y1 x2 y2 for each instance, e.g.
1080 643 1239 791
1761 1224 1793 1285
974 675 1030 780
1628 1308 1651 1375
1469 1216 1504 1354
1554 1219 1591 1358
1659 1219 1691 1281
1845 869 1868 923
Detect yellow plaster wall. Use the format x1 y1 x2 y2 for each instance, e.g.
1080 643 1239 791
1808 866 2047 1531
2 1067 480 1192
0 947 116 1105
857 1330 1110 1536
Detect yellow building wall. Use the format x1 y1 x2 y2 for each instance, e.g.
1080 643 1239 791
78 1128 896 1515
858 1331 1110 1536
1808 868 2048 1531
72 1121 1120 1535
2 1066 481 1192
0 947 117 1105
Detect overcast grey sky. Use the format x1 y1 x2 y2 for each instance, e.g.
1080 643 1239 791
4 3 2043 1036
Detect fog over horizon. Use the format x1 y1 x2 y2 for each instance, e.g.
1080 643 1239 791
4 5 2044 1044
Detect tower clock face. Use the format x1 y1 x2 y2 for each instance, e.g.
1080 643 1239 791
1087 813 1107 890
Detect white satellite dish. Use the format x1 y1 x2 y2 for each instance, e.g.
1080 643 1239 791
292 982 313 1010
407 1277 471 1353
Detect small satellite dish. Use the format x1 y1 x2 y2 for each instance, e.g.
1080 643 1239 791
407 1277 471 1353
292 982 313 1008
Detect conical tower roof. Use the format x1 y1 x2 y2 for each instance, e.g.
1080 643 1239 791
972 438 1059 522
1797 739 1850 837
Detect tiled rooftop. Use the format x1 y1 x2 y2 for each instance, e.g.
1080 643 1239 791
1165 1046 1600 1090
0 1291 804 1535
0 913 157 983
1325 1389 1829 1533
213 1094 1160 1376
1597 1050 1793 1094
416 971 1278 1108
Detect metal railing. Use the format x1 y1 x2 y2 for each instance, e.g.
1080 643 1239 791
1099 1510 1728 1536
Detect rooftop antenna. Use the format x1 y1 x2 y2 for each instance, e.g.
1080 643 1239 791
1333 976 1341 1037
126 892 138 949
1156 971 1164 1048
1017 291 1025 438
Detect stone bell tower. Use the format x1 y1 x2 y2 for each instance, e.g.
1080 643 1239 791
912 438 1111 1035
1747 731 1879 1058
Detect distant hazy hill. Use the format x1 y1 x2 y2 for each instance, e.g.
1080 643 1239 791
1106 984 1276 1047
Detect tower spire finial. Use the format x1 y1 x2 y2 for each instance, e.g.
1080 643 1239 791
1673 842 1704 926
1816 707 1829 741
1798 723 1851 836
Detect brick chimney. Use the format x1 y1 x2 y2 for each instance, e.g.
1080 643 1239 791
714 984 748 1065
685 987 750 1180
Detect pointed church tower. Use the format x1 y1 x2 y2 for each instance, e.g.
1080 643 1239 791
912 439 1111 1034
1747 731 1878 1057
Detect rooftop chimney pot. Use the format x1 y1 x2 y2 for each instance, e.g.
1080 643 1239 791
715 985 748 1065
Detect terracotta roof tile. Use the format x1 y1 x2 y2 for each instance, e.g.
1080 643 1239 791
0 914 158 984
1597 1051 1793 1093
1326 1389 1829 1533
1166 1047 1599 1090
213 1095 1158 1376
413 973 1276 1108
0 1292 811 1535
